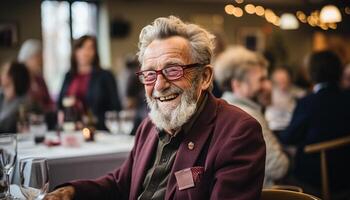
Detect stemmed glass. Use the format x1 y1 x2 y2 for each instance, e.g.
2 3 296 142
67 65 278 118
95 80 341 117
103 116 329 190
0 134 17 199
19 158 49 200
119 110 135 135
105 111 119 135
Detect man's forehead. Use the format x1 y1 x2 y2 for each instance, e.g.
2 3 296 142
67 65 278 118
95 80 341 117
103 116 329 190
142 37 191 67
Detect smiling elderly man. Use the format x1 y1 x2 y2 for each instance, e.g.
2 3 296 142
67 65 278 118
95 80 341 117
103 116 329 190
45 16 266 200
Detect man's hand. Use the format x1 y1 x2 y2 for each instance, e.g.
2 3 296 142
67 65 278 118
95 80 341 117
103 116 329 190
44 186 75 200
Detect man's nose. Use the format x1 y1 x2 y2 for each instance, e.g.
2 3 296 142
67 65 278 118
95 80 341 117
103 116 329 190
154 73 170 92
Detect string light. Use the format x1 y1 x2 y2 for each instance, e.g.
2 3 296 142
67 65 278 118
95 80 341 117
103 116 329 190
225 4 235 15
296 11 307 23
224 2 344 31
245 4 255 14
255 6 265 16
233 7 244 17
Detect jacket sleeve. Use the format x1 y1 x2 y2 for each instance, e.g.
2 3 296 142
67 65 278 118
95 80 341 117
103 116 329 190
210 118 266 200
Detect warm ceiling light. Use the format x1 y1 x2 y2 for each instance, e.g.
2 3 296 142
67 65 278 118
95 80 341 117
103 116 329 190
280 13 299 30
255 6 265 16
320 5 342 23
235 0 244 4
233 7 244 17
225 4 235 15
245 4 255 14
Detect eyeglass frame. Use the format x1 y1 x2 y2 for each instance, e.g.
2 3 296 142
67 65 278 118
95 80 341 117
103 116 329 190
135 63 207 85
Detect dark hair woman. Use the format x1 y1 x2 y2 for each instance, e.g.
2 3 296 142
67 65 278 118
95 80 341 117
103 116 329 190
58 35 121 130
0 62 31 133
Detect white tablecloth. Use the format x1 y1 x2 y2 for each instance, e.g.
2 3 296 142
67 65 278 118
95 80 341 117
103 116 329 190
13 132 134 191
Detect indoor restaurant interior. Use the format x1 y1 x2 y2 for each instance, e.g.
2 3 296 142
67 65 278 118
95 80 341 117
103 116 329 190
0 0 350 199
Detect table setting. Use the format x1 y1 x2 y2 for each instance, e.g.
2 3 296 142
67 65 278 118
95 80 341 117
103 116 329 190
0 129 135 199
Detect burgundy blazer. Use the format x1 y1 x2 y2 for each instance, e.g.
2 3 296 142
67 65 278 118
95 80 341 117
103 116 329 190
69 93 266 200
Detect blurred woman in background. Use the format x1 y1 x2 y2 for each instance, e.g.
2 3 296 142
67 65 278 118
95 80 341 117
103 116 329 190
0 62 30 133
58 35 121 130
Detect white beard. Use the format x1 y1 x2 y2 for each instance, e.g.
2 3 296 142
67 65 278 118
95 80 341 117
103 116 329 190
146 81 199 132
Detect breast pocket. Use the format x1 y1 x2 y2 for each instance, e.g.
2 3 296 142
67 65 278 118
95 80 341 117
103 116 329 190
175 167 211 200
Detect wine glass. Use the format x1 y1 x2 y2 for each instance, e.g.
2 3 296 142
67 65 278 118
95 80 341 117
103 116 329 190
19 158 49 200
105 111 119 134
0 134 17 199
119 110 135 135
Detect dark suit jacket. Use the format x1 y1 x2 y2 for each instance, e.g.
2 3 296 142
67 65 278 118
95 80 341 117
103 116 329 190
68 93 266 200
58 68 121 130
281 84 350 190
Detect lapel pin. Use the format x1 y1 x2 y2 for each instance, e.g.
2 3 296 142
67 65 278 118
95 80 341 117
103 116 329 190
188 141 195 150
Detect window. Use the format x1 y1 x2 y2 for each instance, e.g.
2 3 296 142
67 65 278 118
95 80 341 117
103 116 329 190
41 0 98 98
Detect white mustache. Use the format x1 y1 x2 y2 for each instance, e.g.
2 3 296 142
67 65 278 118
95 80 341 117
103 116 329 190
152 86 183 98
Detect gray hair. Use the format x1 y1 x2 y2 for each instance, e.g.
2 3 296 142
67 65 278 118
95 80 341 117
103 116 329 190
18 39 42 62
214 46 267 91
137 16 215 66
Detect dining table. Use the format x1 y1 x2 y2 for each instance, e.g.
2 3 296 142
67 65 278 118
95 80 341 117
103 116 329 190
12 131 135 192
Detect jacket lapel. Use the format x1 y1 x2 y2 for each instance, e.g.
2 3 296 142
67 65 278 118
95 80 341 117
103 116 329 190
165 93 218 199
129 126 158 199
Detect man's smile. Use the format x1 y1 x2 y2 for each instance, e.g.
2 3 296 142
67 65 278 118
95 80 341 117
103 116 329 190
155 94 179 102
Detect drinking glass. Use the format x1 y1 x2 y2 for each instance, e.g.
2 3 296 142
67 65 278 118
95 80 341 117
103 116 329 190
105 111 119 134
119 110 135 135
19 158 49 200
29 114 47 144
0 134 17 199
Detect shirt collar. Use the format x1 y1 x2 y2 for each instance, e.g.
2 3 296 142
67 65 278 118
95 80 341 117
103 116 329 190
313 82 329 93
222 91 262 112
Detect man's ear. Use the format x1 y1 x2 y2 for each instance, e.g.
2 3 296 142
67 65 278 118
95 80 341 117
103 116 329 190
200 65 213 91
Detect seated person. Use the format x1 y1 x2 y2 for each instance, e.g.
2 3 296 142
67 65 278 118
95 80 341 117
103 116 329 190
265 67 306 132
18 39 55 113
214 46 289 187
0 62 30 133
281 50 350 195
45 16 266 200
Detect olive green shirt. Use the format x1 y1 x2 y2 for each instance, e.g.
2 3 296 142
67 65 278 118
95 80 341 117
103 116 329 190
138 93 208 200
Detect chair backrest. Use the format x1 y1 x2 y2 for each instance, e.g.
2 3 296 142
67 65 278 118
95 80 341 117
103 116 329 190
261 189 320 200
304 135 350 200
